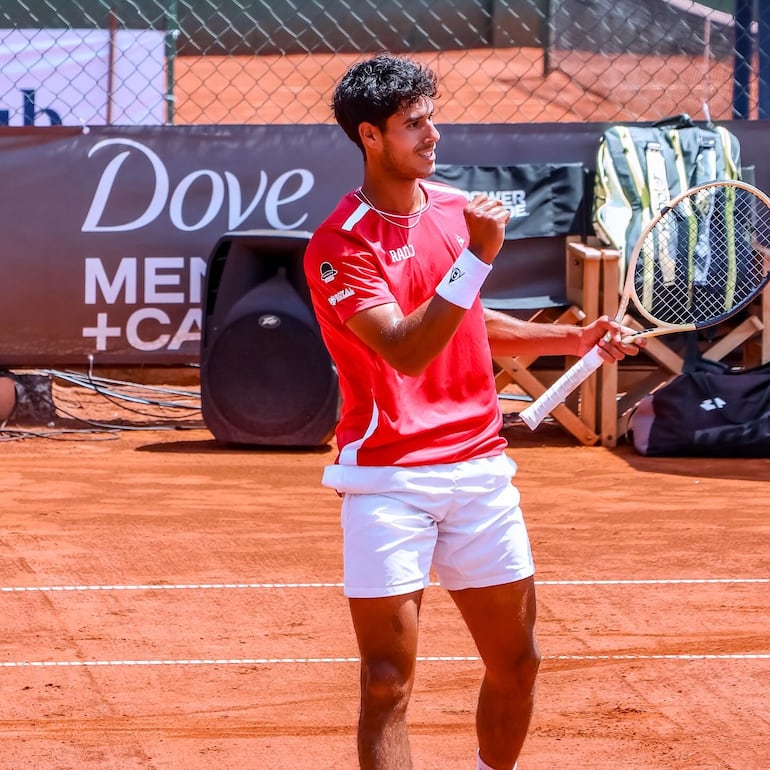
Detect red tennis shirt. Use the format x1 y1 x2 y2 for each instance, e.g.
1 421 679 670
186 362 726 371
304 180 506 467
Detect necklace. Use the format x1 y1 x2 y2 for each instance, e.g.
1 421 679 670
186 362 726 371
355 186 429 230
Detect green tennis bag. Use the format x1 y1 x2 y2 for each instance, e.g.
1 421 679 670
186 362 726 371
592 114 742 276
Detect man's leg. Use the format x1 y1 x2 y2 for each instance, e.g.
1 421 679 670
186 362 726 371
450 577 539 770
348 590 423 770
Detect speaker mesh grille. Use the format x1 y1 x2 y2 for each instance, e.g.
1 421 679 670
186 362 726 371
206 311 335 439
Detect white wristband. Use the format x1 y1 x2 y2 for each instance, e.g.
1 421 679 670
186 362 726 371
435 249 492 309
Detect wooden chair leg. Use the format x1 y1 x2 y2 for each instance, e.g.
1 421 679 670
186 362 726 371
494 354 599 445
702 316 764 363
598 249 620 447
491 240 607 446
566 239 602 432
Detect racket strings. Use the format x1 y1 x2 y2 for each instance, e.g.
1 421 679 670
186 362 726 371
634 186 770 326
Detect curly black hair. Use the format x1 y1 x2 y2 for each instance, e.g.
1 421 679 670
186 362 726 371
332 53 439 153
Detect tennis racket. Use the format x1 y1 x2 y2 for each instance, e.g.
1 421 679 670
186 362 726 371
520 179 770 430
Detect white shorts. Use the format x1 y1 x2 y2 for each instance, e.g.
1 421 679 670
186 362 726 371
322 453 535 598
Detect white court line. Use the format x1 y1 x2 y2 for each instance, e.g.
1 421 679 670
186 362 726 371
1 653 768 668
1 578 768 593
3 582 765 668
540 578 770 585
0 582 345 592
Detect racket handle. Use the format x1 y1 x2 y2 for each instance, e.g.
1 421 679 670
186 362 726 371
519 345 605 430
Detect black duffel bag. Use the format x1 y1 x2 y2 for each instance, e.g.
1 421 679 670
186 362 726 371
629 358 770 457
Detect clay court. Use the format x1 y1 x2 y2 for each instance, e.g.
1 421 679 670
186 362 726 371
1 379 768 770
1 27 767 769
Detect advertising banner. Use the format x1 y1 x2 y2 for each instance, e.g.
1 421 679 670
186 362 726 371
0 121 766 367
0 28 166 126
432 162 586 239
0 125 359 366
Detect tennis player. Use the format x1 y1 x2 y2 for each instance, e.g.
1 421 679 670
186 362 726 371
303 53 640 770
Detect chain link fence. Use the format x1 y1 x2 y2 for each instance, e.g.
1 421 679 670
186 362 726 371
1 0 767 126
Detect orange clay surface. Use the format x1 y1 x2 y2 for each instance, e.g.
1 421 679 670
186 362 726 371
172 47 742 125
0 381 768 770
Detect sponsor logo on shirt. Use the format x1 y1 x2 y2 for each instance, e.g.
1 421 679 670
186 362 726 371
388 244 416 263
328 287 355 306
319 261 338 283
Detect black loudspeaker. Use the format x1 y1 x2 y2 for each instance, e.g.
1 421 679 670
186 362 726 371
200 229 339 446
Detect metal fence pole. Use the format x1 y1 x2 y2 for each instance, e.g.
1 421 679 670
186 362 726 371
733 0 753 119
759 0 770 119
165 0 179 125
542 0 553 77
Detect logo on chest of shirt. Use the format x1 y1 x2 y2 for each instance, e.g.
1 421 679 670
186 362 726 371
388 244 416 263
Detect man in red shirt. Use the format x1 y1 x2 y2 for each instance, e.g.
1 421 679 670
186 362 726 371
304 53 640 770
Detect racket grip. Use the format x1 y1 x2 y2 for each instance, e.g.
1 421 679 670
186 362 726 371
519 345 605 430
